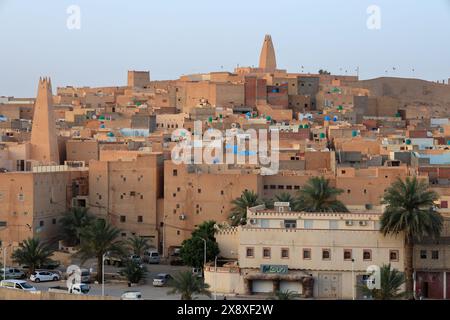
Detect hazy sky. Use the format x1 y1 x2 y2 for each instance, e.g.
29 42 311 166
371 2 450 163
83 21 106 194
1 0 450 97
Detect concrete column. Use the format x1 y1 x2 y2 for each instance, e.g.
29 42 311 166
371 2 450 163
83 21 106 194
273 280 280 293
444 272 447 300
243 279 252 295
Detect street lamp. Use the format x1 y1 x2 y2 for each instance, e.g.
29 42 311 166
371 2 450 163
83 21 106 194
214 256 218 300
102 252 108 297
351 258 355 300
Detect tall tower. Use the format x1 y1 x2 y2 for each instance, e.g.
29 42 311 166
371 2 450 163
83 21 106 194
30 77 59 165
259 34 277 72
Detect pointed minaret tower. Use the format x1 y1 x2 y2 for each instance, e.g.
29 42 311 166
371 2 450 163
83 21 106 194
30 77 59 165
259 34 277 72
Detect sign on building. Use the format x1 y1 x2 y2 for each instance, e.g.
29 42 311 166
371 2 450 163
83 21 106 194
260 265 288 274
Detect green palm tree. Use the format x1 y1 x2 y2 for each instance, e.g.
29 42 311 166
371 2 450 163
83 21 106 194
59 207 94 246
270 290 299 300
229 190 263 226
77 219 124 283
296 176 348 212
127 235 150 256
359 264 406 300
167 271 211 300
119 259 147 285
380 177 442 297
11 238 55 275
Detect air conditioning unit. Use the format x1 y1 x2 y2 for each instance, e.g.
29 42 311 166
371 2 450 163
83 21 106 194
359 221 368 226
179 214 186 221
345 220 354 226
249 219 257 225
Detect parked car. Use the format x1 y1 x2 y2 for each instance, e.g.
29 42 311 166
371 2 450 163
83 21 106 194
0 268 26 279
192 268 203 278
152 273 172 287
30 271 60 283
143 250 160 264
104 254 123 267
20 260 60 272
121 291 143 300
0 279 36 291
129 255 142 264
49 283 90 295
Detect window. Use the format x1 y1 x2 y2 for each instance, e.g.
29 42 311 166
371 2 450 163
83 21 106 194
304 220 314 229
284 220 297 229
173 169 178 177
246 247 254 258
322 249 331 260
130 191 136 197
441 201 448 209
120 216 126 223
344 249 352 261
264 185 268 190
270 185 276 190
39 220 44 227
294 186 300 190
431 250 439 260
281 248 289 259
278 185 284 190
52 218 57 225
389 250 399 262
303 249 311 260
198 189 201 194
363 249 372 261
121 233 126 237
263 248 271 259
137 216 143 223
420 250 427 259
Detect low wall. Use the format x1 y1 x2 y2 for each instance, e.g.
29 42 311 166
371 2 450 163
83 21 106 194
0 288 118 300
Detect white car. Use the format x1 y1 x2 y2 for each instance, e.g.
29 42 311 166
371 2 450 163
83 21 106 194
1 279 37 291
30 271 60 283
121 291 143 300
0 268 25 279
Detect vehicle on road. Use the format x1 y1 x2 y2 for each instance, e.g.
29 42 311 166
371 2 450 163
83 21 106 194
49 283 90 295
0 279 37 291
121 291 143 300
30 271 60 283
20 260 60 271
129 254 142 264
192 268 203 278
0 268 26 279
152 273 172 287
104 254 124 267
143 250 160 264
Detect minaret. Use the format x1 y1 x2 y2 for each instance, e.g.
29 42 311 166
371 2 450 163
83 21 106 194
259 34 277 72
30 77 59 165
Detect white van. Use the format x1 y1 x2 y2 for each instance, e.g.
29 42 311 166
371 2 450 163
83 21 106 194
1 279 37 291
143 250 160 264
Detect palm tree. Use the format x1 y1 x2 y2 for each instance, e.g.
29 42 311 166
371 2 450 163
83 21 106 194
59 207 94 246
167 271 211 300
119 259 147 285
77 219 124 283
11 238 55 275
127 235 150 256
359 264 406 300
270 290 299 300
296 176 348 212
229 190 263 226
380 177 442 297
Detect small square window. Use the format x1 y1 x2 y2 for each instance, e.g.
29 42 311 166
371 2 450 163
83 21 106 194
389 250 399 262
303 249 311 260
120 216 126 223
246 247 254 258
137 216 143 223
52 218 57 225
263 248 271 259
198 189 201 194
344 249 352 261
363 249 372 261
420 250 427 259
322 249 331 260
281 248 289 259
39 220 44 227
173 169 178 176
431 250 439 260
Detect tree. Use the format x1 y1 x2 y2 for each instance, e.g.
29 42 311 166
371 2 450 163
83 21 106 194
119 259 147 285
318 69 331 75
180 221 219 269
380 177 442 298
270 290 299 300
359 264 406 300
167 271 211 300
77 219 124 283
11 238 55 275
59 207 94 247
229 190 263 226
127 235 150 256
296 176 348 212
